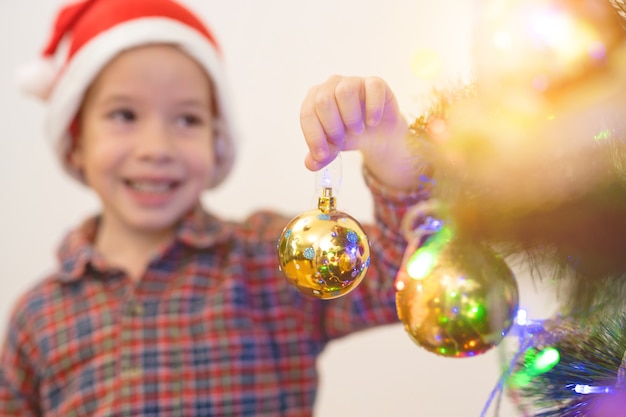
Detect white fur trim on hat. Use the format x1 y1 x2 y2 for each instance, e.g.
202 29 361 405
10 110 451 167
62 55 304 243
16 57 59 101
46 17 237 186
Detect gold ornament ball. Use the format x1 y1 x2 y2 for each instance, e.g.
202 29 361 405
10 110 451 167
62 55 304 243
395 236 519 357
277 206 370 300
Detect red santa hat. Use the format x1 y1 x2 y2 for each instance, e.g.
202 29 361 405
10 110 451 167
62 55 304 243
17 0 236 188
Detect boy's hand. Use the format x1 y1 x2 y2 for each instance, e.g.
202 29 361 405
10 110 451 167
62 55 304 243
300 75 419 191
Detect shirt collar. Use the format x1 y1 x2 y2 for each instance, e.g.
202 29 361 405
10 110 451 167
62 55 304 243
55 204 233 283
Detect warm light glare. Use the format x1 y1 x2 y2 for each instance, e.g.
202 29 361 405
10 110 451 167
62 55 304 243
477 0 609 93
492 30 512 49
531 8 603 66
410 48 443 80
531 10 572 49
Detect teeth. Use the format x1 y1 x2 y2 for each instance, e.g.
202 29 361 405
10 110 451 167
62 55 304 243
128 181 173 193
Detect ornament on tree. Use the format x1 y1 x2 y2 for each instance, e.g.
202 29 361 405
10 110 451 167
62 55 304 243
394 202 519 358
277 157 370 299
402 0 626 414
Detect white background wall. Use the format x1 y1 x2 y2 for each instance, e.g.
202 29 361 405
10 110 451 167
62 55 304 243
0 1 558 416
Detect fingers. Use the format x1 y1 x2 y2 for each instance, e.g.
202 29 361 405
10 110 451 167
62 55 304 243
362 76 391 127
335 77 366 135
300 75 392 171
300 91 337 170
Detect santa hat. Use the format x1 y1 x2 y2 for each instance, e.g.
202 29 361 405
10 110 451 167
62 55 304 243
17 0 236 188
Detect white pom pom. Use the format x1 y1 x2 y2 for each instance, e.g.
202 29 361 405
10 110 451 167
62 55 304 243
15 58 58 101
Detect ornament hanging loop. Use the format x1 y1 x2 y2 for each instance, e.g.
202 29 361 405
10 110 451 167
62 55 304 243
314 154 342 206
401 199 445 244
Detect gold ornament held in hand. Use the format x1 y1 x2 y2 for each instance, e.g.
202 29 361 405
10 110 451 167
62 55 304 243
277 187 370 299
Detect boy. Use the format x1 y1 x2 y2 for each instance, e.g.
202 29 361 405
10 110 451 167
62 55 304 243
0 0 426 415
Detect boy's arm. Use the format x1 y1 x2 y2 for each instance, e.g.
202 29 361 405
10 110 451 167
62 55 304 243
299 75 429 336
0 311 41 417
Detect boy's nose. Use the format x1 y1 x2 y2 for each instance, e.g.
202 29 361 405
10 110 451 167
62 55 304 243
136 120 175 162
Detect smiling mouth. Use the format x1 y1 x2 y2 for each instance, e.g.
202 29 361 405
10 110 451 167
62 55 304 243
125 180 179 193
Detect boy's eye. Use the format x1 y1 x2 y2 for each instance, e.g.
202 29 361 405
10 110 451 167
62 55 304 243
178 114 204 127
108 109 136 122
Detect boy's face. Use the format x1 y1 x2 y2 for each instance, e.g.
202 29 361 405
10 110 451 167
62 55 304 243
70 44 216 237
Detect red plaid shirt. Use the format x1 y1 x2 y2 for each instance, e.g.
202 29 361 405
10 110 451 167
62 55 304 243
0 171 427 416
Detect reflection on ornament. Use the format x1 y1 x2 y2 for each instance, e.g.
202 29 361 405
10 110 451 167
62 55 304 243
277 159 370 299
395 224 519 357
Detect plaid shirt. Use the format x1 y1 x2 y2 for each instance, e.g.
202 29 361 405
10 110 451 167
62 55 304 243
0 171 427 417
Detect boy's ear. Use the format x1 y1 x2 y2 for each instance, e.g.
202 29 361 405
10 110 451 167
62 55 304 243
66 135 86 180
66 117 85 171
